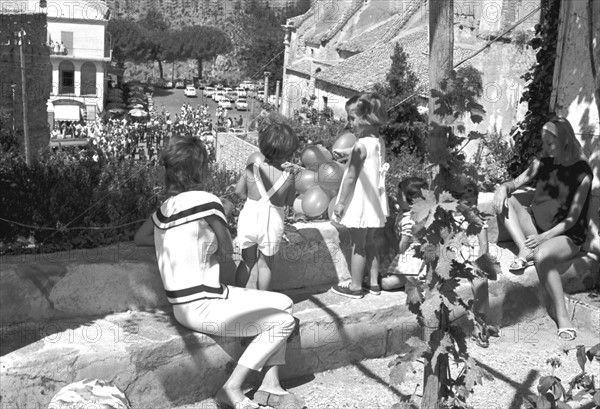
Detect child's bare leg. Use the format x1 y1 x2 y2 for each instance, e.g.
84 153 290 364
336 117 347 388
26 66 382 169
348 228 368 291
365 228 379 286
236 245 258 287
256 251 274 291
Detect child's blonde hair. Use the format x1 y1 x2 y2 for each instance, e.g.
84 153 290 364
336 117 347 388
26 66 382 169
345 93 388 128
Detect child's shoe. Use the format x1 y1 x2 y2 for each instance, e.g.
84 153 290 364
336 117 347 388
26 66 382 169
331 281 364 299
362 283 382 295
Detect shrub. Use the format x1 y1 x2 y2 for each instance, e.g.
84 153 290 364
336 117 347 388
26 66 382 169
0 148 242 254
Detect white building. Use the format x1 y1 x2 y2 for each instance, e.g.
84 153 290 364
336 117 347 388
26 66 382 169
45 0 111 125
2 1 112 126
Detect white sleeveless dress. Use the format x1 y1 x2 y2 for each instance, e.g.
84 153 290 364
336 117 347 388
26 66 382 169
335 136 389 228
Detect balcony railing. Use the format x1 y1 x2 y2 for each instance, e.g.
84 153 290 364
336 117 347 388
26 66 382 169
48 44 111 59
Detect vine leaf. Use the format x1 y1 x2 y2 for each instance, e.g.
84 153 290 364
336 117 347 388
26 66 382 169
420 297 440 328
389 361 415 386
593 391 600 406
576 345 587 372
439 278 460 305
464 357 493 392
473 253 501 281
524 394 552 409
411 190 457 227
586 343 600 361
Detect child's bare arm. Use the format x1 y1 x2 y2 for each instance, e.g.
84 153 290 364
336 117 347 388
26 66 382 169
205 215 237 286
285 172 296 207
234 169 248 200
134 218 155 247
398 234 412 255
334 144 365 217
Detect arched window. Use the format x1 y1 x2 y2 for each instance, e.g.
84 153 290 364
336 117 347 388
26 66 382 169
81 62 97 95
59 60 75 94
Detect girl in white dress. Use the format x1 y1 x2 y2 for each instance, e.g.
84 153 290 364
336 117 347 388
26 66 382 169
331 93 389 298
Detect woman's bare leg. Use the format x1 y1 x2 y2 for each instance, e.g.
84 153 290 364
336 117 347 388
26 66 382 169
501 196 539 260
531 236 580 329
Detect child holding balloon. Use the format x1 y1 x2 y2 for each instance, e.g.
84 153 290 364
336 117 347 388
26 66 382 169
234 122 299 290
331 93 389 298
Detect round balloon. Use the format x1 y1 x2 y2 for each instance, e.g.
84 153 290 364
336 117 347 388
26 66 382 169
318 161 345 193
301 145 330 170
246 152 265 166
316 145 333 162
293 195 304 215
333 132 356 151
302 186 330 217
295 168 318 194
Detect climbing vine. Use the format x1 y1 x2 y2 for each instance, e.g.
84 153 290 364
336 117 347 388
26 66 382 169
509 0 561 177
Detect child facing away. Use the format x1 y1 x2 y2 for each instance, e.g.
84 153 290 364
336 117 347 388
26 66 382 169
134 136 303 409
450 177 500 348
380 177 429 291
234 123 299 290
331 93 389 299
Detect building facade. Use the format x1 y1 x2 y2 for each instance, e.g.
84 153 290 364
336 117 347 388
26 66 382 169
45 0 111 126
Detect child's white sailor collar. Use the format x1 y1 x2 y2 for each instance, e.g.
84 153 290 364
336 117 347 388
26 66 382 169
153 191 226 230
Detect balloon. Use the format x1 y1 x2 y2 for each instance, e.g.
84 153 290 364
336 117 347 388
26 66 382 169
302 186 330 217
332 132 356 152
295 168 318 194
293 195 304 215
316 145 333 162
246 152 265 166
301 145 330 170
318 161 345 193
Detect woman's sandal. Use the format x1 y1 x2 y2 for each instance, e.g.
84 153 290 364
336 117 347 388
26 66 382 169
253 390 306 409
508 258 534 274
557 327 577 341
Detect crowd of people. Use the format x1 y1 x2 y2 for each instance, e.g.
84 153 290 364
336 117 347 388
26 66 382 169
49 100 244 163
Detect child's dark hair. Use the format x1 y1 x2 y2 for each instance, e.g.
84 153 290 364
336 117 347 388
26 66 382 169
160 136 208 197
258 122 299 161
450 176 479 205
399 176 428 205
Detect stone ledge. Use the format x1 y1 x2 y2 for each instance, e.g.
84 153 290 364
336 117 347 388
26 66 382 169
1 250 597 408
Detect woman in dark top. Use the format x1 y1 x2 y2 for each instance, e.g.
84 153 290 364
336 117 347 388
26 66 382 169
492 118 593 341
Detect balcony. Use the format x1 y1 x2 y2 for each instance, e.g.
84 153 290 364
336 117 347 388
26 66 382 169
48 44 111 61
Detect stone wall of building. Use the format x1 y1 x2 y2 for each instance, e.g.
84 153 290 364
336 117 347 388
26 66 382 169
0 13 51 158
214 131 259 173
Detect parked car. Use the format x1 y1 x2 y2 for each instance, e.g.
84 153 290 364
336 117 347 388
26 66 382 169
218 98 232 109
203 87 216 97
235 87 247 98
175 80 185 89
184 85 197 97
229 127 246 138
240 80 255 90
164 80 174 88
213 91 225 102
256 90 265 100
235 97 248 111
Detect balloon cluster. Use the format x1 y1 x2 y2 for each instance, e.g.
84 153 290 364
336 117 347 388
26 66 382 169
292 132 356 218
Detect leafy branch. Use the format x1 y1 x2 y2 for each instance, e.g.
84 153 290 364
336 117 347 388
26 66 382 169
525 343 600 408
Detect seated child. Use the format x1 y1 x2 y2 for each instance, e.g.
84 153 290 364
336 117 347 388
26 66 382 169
381 177 428 291
450 177 500 348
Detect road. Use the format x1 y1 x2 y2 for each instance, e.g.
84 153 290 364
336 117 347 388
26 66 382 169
151 86 262 130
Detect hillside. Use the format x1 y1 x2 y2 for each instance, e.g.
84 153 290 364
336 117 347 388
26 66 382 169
105 0 310 83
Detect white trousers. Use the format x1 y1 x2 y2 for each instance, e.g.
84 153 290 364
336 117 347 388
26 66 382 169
173 286 296 371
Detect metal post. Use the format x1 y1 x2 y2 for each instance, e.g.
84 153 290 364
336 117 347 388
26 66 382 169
263 71 271 105
275 80 280 111
10 82 16 132
18 29 31 165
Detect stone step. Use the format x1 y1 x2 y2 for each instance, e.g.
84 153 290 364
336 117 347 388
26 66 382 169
1 249 597 408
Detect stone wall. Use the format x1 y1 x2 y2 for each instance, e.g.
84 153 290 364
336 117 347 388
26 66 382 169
0 13 51 158
214 131 259 173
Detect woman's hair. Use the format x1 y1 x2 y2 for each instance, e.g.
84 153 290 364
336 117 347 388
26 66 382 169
160 136 209 196
345 93 388 128
399 176 428 205
449 176 479 205
542 117 583 164
258 122 299 161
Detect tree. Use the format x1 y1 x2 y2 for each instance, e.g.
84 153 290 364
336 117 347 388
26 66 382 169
107 18 146 68
138 8 170 78
177 26 232 79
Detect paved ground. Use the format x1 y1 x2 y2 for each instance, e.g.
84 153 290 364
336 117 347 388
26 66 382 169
175 297 600 409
